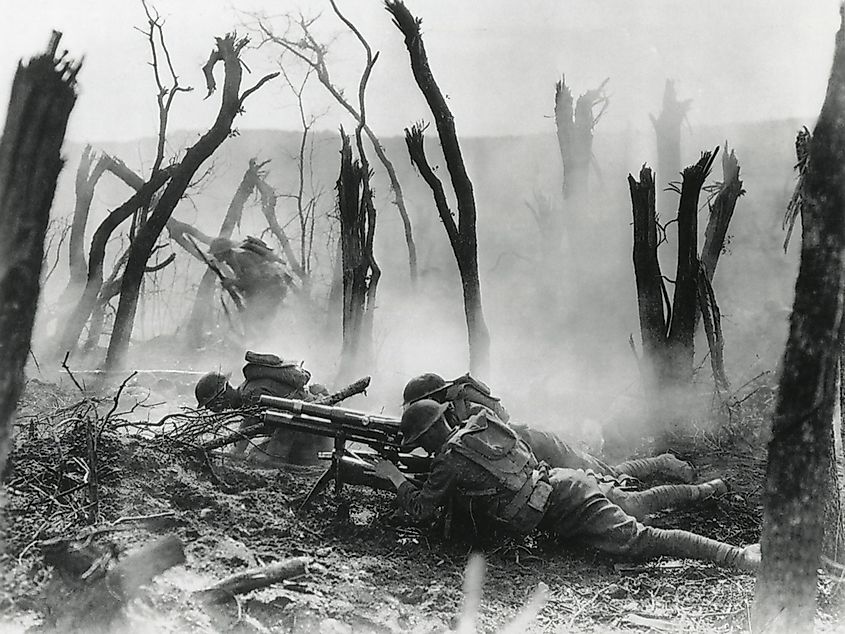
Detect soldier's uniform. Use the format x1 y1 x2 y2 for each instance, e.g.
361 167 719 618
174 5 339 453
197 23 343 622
236 352 330 465
403 373 693 482
396 410 754 568
211 237 291 332
196 352 330 465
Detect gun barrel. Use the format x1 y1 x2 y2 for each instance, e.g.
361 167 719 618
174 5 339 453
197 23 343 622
259 396 399 429
262 410 402 449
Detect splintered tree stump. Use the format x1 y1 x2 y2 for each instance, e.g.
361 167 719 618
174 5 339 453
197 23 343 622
0 32 78 478
194 556 313 604
51 534 186 633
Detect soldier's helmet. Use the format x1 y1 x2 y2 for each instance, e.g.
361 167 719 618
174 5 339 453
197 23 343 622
195 372 230 408
209 237 235 257
402 373 451 407
400 399 449 450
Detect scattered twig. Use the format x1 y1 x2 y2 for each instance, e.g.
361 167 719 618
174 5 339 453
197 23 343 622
61 352 85 393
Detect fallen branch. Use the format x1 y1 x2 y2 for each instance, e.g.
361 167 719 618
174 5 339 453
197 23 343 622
194 556 313 604
61 351 85 393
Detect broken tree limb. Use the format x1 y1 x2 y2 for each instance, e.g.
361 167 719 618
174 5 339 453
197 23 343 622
696 264 729 394
701 145 744 281
0 32 78 478
665 149 718 385
194 556 313 604
51 534 185 633
104 34 277 372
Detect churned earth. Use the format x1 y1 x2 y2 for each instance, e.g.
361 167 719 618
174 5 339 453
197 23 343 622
2 375 844 633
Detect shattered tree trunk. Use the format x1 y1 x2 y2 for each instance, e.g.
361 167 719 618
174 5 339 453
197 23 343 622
388 0 491 377
666 151 718 385
753 11 845 632
696 147 744 393
104 35 276 371
701 147 744 280
554 76 607 204
336 133 378 380
628 151 717 414
63 145 110 299
650 80 691 213
185 159 260 347
629 166 667 395
0 34 77 476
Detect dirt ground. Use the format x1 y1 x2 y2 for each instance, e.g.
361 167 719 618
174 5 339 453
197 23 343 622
2 374 845 633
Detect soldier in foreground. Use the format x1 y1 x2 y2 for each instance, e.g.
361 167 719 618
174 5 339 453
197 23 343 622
402 373 695 482
374 400 760 570
195 351 330 464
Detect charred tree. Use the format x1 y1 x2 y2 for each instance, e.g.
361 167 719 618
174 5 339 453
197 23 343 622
103 35 277 371
0 33 78 477
64 146 111 298
55 167 173 359
650 80 691 213
701 146 744 281
753 10 845 631
695 146 744 393
628 150 718 398
336 132 379 380
254 4 418 284
388 0 491 376
554 76 608 204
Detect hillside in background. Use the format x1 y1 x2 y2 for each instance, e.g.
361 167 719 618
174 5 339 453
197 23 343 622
41 117 804 423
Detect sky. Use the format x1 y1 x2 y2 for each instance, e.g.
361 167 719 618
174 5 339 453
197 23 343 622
1 0 841 143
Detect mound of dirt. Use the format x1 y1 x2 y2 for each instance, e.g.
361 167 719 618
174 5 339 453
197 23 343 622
1 376 840 633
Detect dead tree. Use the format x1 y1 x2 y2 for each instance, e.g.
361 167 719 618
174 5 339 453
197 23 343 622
55 166 174 359
701 146 744 281
0 32 78 477
628 150 718 398
783 126 812 252
650 80 691 212
249 158 307 285
753 9 845 631
388 0 491 376
696 146 745 393
554 75 609 203
336 132 379 380
64 146 111 298
103 33 277 371
253 3 418 284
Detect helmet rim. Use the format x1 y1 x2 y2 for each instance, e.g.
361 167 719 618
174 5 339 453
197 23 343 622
400 399 449 450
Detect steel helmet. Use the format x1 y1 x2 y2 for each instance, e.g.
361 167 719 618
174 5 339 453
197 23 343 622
400 399 449 450
195 372 230 408
402 373 452 407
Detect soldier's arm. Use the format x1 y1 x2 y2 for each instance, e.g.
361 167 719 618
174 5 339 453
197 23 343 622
394 454 459 523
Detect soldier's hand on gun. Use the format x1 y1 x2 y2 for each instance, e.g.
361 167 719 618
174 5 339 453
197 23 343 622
373 457 406 488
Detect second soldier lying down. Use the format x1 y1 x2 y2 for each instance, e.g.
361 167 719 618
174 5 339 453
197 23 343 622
401 372 696 482
374 400 760 571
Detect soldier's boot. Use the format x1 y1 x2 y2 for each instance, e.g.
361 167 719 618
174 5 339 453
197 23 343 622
644 528 760 571
613 453 696 483
609 479 728 519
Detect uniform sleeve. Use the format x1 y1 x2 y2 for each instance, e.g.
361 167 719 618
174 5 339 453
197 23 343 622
396 454 459 523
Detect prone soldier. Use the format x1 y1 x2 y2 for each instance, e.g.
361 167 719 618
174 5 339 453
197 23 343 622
374 400 760 570
402 373 694 482
195 351 330 464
